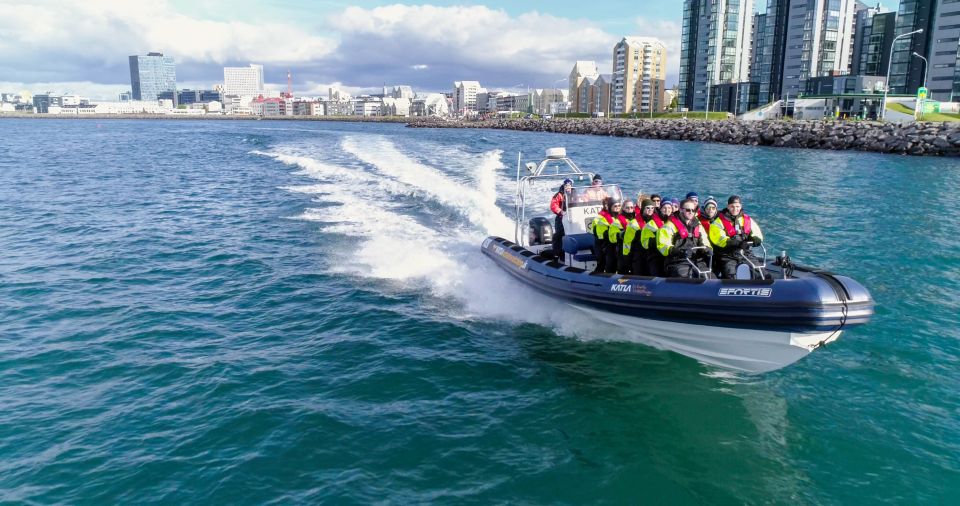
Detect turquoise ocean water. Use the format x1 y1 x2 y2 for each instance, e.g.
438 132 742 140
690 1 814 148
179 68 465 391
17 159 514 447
0 119 958 504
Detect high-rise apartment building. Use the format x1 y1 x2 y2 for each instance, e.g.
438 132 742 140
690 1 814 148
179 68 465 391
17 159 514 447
612 37 667 114
129 52 176 102
679 0 754 111
749 12 767 83
779 0 857 100
888 0 960 99
223 64 264 97
925 0 960 100
755 0 855 103
453 81 484 115
568 61 600 113
851 7 895 76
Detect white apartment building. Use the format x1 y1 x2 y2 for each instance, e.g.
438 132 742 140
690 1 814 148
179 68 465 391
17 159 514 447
612 37 667 114
223 64 264 97
568 61 600 113
453 81 484 115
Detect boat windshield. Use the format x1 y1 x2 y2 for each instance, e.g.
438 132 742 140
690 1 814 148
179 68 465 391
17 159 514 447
568 184 622 208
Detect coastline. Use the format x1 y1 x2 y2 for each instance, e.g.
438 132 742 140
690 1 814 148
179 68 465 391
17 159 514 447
0 113 408 123
4 113 959 156
408 117 960 157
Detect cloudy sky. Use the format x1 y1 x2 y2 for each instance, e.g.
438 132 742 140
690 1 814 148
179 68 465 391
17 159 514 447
0 0 897 99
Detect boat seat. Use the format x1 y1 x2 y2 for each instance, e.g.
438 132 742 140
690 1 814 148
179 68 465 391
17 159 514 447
563 233 596 262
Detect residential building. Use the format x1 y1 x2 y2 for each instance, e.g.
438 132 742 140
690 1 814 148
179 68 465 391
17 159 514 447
223 64 264 97
755 0 856 103
679 0 755 111
749 12 767 83
851 7 895 76
886 0 960 100
411 93 450 116
353 99 381 116
756 0 791 104
129 52 176 102
612 36 667 114
392 86 415 99
779 0 856 100
381 97 411 116
803 73 886 94
926 0 960 100
292 100 324 116
177 89 222 105
453 81 484 115
568 61 600 113
531 88 569 116
592 75 613 116
710 82 758 114
577 76 597 114
251 96 285 116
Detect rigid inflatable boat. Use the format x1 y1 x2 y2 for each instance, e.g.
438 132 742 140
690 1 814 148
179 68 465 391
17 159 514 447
483 148 874 373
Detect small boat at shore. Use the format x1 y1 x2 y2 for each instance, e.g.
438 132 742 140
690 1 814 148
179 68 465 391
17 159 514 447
482 148 874 373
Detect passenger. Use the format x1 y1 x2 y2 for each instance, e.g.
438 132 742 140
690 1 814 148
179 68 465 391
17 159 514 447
638 198 664 276
709 195 764 279
549 178 573 258
699 196 718 230
615 200 637 273
669 198 681 214
590 196 616 273
657 198 713 278
658 199 674 219
604 200 624 273
685 192 700 210
650 194 662 209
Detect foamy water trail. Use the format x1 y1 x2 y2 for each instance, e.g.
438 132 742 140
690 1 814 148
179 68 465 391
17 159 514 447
262 140 623 341
341 136 514 238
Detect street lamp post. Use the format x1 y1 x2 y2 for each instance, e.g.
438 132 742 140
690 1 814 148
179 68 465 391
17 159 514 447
913 52 929 120
882 28 923 120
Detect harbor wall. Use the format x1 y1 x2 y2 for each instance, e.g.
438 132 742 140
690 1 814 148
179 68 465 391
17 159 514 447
407 117 960 156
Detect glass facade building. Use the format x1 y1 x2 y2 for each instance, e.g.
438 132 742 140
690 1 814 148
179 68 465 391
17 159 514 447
679 0 754 111
851 10 895 76
129 52 177 102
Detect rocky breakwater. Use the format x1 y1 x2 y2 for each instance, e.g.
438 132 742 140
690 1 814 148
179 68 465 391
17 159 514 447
407 117 960 156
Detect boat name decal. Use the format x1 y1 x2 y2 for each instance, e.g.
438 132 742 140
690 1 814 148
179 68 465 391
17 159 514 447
610 281 652 295
494 245 527 270
718 287 773 297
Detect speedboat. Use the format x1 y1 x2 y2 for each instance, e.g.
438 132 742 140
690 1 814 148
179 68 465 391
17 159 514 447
482 148 874 373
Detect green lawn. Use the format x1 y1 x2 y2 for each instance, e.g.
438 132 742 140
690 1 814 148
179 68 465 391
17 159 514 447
886 102 960 121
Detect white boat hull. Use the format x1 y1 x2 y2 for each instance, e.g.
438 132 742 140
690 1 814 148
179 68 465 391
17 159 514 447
569 304 841 373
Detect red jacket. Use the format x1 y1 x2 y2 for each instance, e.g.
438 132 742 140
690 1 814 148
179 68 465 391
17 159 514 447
550 191 566 216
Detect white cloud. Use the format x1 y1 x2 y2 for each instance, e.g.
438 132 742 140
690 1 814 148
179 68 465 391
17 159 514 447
0 0 337 81
0 81 128 101
330 5 613 81
634 17 682 86
0 2 685 95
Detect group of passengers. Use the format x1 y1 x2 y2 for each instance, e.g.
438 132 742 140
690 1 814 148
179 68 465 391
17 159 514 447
552 176 764 279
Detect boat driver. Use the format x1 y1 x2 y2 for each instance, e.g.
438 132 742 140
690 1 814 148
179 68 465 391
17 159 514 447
578 174 608 202
549 178 573 258
708 195 764 279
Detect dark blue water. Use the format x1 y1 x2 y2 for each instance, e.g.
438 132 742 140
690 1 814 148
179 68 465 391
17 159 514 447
1 119 958 504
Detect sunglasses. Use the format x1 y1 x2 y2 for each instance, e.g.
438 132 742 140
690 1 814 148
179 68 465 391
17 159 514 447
623 207 635 211
682 208 697 212
643 206 655 210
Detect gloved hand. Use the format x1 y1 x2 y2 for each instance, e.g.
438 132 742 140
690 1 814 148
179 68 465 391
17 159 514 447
727 237 743 249
752 237 762 247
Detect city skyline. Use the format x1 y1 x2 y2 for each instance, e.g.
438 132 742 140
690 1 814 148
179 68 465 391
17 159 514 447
0 0 898 100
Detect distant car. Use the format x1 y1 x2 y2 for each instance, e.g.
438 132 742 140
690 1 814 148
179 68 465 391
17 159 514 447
543 114 552 119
